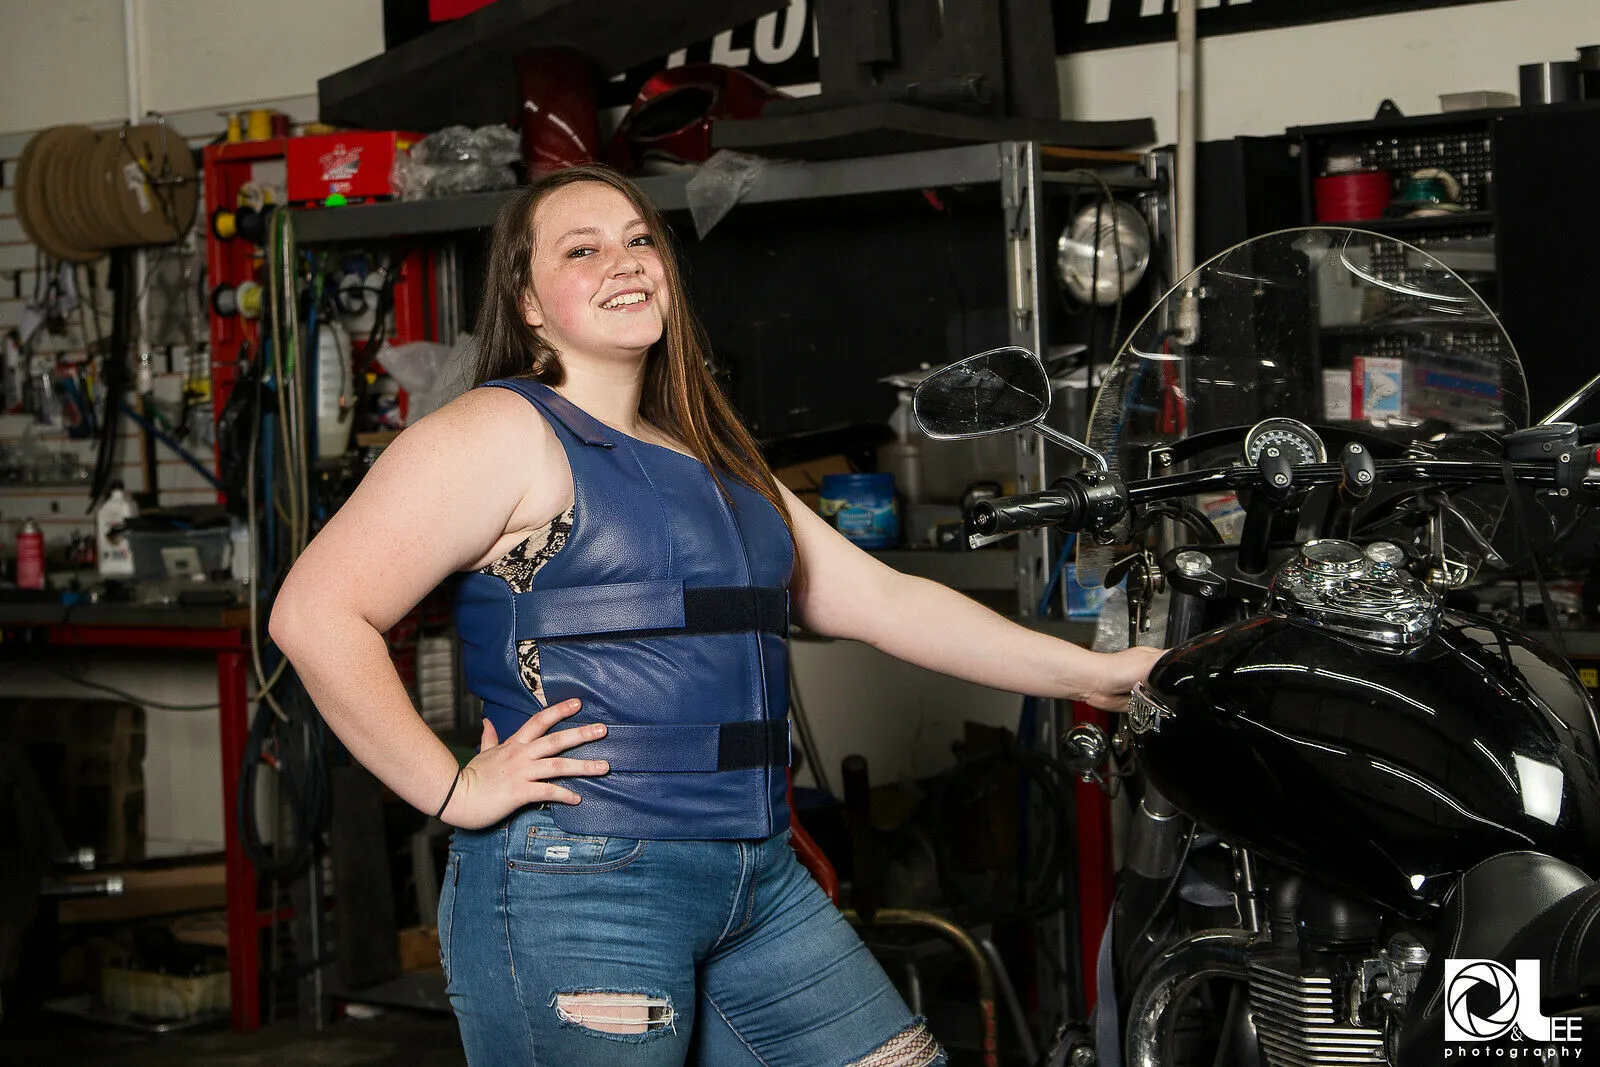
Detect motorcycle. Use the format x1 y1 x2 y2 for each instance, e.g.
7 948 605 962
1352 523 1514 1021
913 227 1600 1066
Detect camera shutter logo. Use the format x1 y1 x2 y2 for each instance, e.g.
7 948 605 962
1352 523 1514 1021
1443 959 1583 1044
1445 960 1519 1041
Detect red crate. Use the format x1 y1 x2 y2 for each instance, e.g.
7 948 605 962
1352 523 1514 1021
286 131 418 206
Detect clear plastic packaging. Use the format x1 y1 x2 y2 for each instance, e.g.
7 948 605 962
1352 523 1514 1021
379 334 479 423
685 150 770 238
392 125 522 200
392 159 519 201
410 125 521 166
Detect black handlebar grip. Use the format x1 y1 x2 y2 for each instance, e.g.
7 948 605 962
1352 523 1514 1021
971 489 1085 535
1578 423 1600 447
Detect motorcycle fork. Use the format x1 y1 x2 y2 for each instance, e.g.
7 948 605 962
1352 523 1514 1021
1232 846 1266 936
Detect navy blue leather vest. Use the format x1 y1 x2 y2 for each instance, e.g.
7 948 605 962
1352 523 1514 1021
454 378 794 840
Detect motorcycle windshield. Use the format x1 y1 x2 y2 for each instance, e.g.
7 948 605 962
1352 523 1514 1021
1080 227 1528 587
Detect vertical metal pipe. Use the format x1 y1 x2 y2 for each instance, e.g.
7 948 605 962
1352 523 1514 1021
1233 846 1264 934
122 0 142 123
1174 0 1201 345
980 936 1041 1065
1175 0 1197 280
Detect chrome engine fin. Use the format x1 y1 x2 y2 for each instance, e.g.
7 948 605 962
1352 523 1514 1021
1249 954 1386 1066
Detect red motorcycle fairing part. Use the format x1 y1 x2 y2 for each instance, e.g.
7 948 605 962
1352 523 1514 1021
607 63 786 173
516 47 600 172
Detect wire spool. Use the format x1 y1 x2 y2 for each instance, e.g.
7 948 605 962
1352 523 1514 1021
14 123 198 261
211 207 239 241
234 280 263 320
210 280 263 320
108 123 198 244
211 284 240 317
51 127 104 255
1394 166 1465 217
1313 170 1393 223
90 134 143 247
233 204 276 246
16 126 102 262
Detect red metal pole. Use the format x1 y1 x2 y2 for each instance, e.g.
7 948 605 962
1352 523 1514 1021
785 770 839 905
217 648 259 1031
1072 702 1115 1011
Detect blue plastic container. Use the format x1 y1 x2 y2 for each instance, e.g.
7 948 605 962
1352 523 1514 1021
819 473 899 549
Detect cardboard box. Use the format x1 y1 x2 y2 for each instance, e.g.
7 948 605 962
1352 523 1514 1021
1352 356 1405 420
287 131 418 205
398 924 441 973
1323 368 1353 421
775 455 854 514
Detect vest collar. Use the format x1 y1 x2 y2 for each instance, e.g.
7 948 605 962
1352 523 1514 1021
520 379 617 449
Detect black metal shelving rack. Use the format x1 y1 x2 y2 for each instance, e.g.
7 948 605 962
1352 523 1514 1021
1289 100 1600 421
287 140 1170 1031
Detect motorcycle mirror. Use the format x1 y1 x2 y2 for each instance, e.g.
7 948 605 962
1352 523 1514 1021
913 346 1051 439
913 346 1109 471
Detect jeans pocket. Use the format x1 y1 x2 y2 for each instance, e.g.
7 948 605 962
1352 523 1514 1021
509 807 645 874
437 851 461 986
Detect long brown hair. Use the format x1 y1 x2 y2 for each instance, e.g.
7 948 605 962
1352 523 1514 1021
473 164 798 567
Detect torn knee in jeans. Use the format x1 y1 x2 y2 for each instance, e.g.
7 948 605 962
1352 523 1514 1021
550 990 676 1038
845 1020 946 1067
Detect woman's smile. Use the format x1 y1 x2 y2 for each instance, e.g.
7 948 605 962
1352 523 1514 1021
598 287 652 311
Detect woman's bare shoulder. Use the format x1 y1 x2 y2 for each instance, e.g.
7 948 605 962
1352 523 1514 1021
378 384 573 529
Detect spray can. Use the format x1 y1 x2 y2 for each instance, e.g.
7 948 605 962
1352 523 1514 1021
17 519 44 590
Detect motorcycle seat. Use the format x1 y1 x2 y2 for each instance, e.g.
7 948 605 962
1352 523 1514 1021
1496 873 1600 1007
1398 851 1592 1063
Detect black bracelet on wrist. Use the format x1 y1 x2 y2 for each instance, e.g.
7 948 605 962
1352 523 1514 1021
434 766 463 820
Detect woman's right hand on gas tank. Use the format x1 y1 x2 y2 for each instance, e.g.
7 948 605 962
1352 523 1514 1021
444 699 611 829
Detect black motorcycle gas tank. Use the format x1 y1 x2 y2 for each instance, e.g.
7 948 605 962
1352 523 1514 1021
1137 612 1600 917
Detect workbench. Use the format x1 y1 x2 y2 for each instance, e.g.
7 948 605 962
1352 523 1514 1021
0 601 263 1032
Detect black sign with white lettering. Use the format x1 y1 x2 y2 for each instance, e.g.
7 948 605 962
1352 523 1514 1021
599 0 820 111
1054 0 1505 53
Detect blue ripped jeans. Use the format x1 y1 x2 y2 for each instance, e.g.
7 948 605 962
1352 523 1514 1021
439 804 946 1066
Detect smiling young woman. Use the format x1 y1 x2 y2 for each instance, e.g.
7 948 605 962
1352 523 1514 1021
269 162 1160 1066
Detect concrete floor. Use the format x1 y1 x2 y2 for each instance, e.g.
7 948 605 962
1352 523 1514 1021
0 1001 1026 1065
0 1005 470 1067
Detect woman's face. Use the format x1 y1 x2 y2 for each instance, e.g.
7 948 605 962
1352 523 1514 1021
524 182 668 364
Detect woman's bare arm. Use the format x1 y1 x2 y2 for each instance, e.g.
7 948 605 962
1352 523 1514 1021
782 485 1160 708
269 387 602 823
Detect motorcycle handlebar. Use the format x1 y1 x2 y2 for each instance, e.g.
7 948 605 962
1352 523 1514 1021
971 489 1086 536
985 459 1562 536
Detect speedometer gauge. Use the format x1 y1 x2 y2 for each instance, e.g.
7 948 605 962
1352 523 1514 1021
1244 418 1327 466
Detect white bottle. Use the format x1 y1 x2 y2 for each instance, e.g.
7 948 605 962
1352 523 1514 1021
317 323 354 459
229 520 252 585
96 485 138 579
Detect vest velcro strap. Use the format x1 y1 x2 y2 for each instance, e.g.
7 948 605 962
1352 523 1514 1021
537 719 791 773
516 582 788 641
685 587 790 637
716 720 792 771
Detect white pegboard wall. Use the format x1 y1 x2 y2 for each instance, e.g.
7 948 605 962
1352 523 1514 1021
0 116 233 545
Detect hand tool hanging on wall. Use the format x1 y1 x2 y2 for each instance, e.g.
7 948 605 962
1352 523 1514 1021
87 250 135 513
